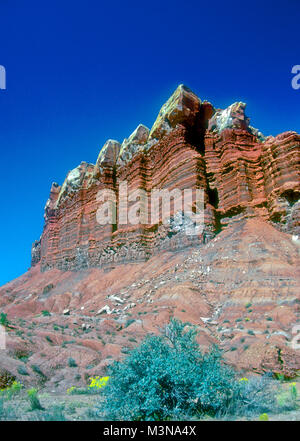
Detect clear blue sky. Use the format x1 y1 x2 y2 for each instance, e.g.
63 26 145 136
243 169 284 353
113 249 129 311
0 0 299 286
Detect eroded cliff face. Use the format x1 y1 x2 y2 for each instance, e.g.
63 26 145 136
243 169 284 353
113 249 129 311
1 85 300 387
31 85 300 272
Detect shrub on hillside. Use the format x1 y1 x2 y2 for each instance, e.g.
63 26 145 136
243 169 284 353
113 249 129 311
95 318 284 421
228 374 279 417
0 370 15 390
96 319 239 420
0 313 9 327
27 388 44 411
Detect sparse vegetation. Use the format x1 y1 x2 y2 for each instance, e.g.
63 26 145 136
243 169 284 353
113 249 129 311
17 365 29 376
31 365 47 382
0 370 15 390
27 388 44 411
42 284 54 295
0 319 298 421
95 319 286 421
0 313 9 327
124 319 135 328
68 358 77 368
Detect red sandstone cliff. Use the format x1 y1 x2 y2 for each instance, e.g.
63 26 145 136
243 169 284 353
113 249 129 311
31 85 300 272
0 85 299 390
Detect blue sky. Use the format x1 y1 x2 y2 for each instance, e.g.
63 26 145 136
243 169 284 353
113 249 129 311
0 0 299 286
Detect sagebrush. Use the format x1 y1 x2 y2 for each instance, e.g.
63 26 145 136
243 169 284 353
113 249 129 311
96 318 282 420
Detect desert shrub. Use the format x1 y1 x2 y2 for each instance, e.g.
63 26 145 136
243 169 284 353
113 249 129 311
128 337 137 343
62 340 76 347
277 382 298 410
68 402 77 414
17 365 29 376
290 382 298 401
228 374 280 416
0 380 23 399
0 397 18 420
275 373 285 382
41 405 66 421
0 370 15 389
41 310 51 317
27 388 44 411
125 319 135 328
68 357 77 368
13 349 30 361
0 381 23 420
31 364 44 376
0 313 9 327
31 364 47 384
96 318 238 421
42 284 54 294
84 407 98 420
95 319 284 421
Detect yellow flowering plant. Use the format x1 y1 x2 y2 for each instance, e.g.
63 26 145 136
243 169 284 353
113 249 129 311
259 413 269 421
0 380 23 398
67 386 76 395
290 382 298 401
89 376 109 390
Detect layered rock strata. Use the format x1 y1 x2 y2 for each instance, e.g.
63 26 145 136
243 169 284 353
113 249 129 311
32 85 300 271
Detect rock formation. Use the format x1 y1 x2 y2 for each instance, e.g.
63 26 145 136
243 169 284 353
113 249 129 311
32 84 300 273
0 84 299 390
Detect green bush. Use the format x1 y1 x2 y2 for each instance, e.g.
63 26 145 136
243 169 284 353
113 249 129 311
0 313 9 327
68 357 77 368
17 365 29 376
31 365 47 383
277 382 298 410
228 374 279 416
96 318 238 420
0 370 15 389
0 397 17 420
42 284 54 294
0 381 23 420
125 319 135 329
27 388 44 411
95 319 283 421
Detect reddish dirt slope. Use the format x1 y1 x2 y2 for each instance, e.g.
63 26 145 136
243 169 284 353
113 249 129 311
1 219 299 391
